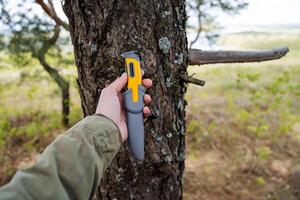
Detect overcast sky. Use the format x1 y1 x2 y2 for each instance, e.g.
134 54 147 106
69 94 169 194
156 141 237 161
218 0 300 26
53 0 300 27
57 0 300 26
3 0 299 32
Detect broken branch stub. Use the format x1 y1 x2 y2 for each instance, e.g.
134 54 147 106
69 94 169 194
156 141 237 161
188 47 289 65
179 74 206 87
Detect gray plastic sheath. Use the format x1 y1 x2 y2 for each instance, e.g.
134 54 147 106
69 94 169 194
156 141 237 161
123 85 145 160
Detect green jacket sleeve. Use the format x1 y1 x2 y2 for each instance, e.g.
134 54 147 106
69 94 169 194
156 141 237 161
0 114 122 200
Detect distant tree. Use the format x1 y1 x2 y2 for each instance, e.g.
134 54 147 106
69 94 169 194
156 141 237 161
0 0 70 126
187 0 248 47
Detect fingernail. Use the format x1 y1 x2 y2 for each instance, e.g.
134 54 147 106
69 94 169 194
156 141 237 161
117 72 126 78
120 72 127 78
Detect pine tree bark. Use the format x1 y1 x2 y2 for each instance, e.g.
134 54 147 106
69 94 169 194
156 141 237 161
63 0 188 199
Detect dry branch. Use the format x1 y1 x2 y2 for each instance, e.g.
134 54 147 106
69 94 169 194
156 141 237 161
179 74 205 86
188 47 289 65
35 0 69 30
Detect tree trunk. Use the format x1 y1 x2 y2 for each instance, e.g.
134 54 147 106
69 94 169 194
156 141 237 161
63 0 188 199
36 26 70 127
61 83 70 126
38 56 70 126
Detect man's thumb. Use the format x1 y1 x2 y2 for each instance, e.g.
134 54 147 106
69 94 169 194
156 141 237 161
110 73 128 92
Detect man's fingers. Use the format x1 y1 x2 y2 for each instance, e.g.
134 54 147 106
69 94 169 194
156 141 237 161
143 106 150 117
109 73 128 92
142 79 152 89
144 94 151 105
108 71 152 93
141 70 144 77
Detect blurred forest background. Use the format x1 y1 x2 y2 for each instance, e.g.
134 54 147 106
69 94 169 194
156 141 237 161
0 0 300 199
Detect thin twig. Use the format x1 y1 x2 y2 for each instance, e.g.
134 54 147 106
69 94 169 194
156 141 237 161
188 2 202 49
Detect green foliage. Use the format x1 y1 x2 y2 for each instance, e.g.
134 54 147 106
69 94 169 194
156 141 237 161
0 73 81 149
185 32 300 198
27 85 38 100
245 73 261 82
0 1 76 128
231 64 299 139
187 120 203 145
235 108 249 123
247 124 269 138
255 176 266 186
0 0 74 83
0 118 11 140
187 119 203 133
256 146 272 160
0 1 56 55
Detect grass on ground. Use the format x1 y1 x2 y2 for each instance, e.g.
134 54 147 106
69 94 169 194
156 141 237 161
0 31 300 200
183 32 300 200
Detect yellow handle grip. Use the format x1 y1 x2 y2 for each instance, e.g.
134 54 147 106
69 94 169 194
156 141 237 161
124 56 142 103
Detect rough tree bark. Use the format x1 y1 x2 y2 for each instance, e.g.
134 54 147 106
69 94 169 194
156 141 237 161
63 0 188 199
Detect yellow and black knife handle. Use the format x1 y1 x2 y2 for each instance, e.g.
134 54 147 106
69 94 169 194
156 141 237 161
122 51 145 161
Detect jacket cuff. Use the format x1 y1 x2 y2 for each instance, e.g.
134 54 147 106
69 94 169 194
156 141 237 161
94 114 123 143
77 115 122 169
